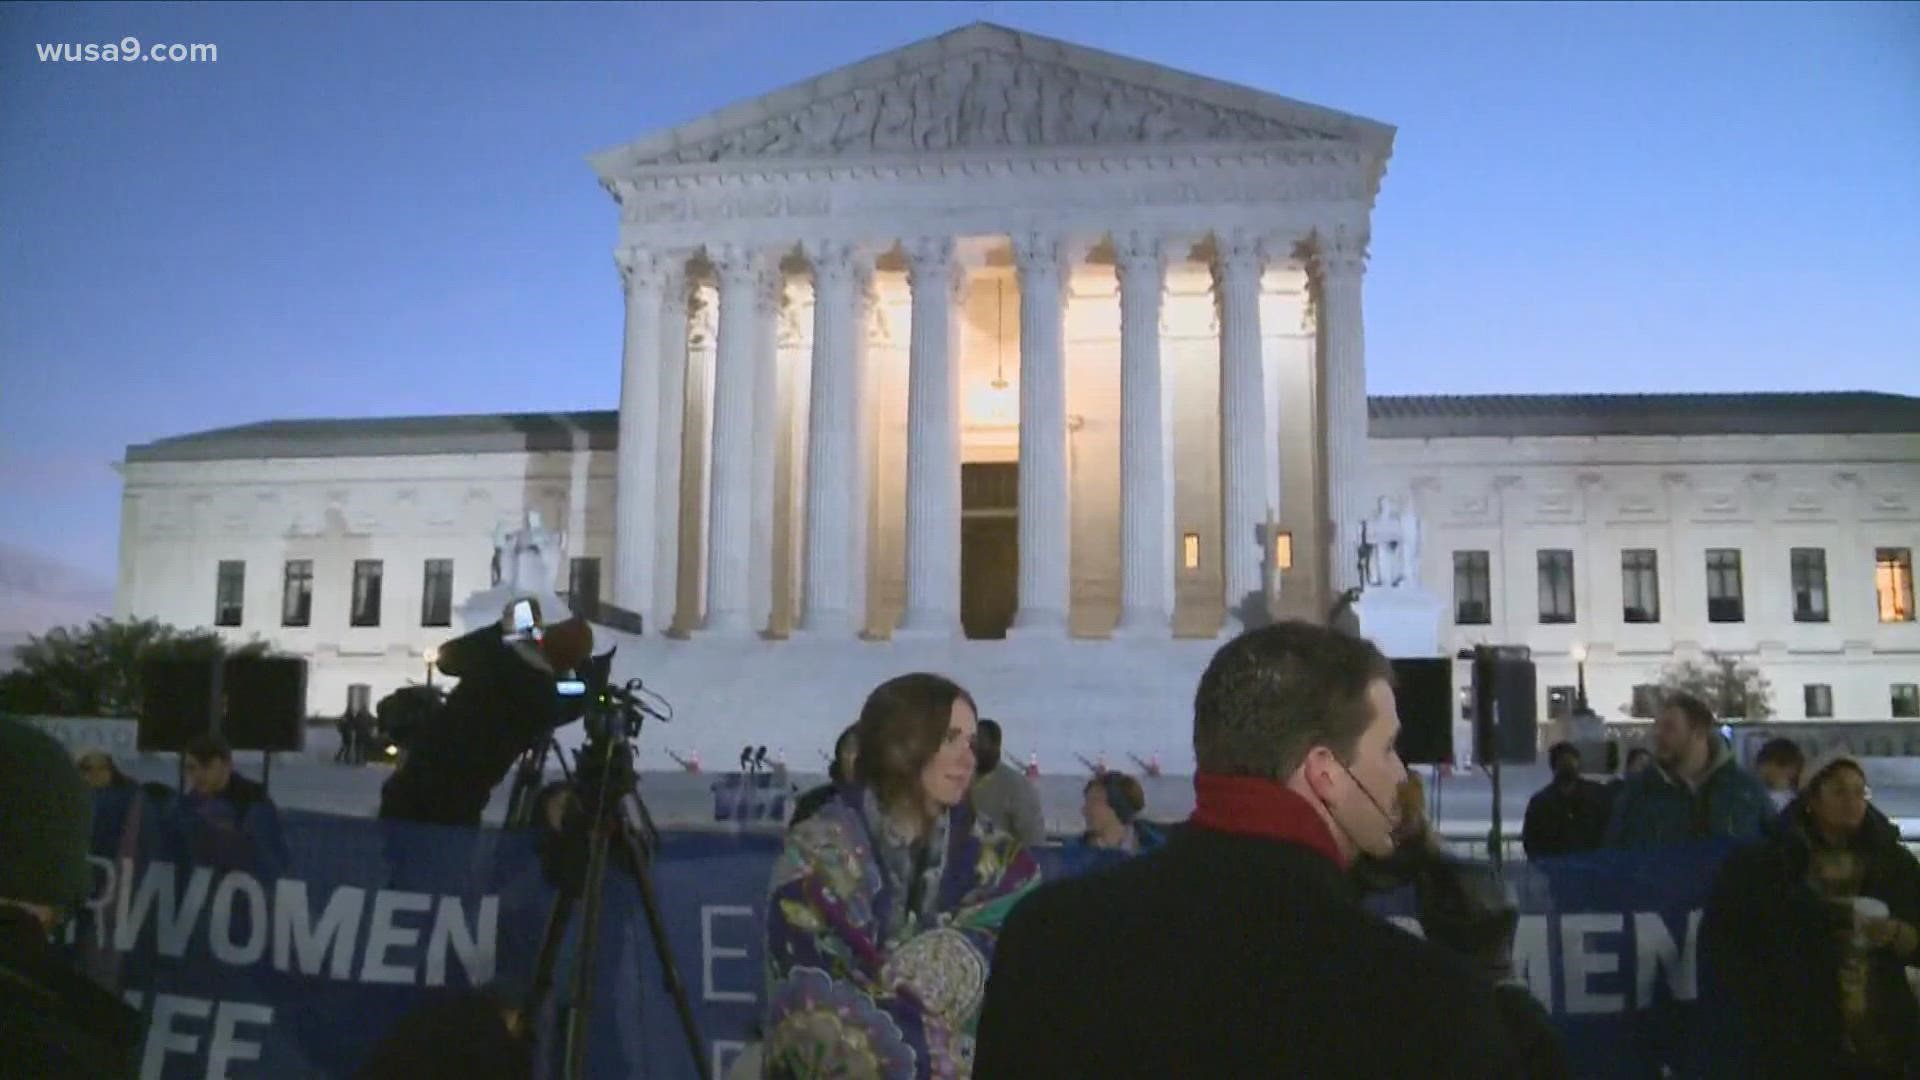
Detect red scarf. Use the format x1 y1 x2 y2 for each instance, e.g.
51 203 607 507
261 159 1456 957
1188 772 1348 868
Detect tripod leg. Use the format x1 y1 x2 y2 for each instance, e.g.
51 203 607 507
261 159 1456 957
563 805 618 1079
520 888 575 1051
616 819 712 1080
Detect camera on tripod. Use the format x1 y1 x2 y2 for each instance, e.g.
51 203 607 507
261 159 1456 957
513 650 710 1080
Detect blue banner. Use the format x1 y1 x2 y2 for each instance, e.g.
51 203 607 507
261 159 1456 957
73 790 1735 1078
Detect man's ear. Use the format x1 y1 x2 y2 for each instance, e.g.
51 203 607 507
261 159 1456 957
1298 746 1339 802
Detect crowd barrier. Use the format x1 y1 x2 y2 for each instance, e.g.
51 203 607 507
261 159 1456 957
67 796 1756 1080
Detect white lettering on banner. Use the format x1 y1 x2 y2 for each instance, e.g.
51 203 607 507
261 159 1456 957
1309 909 1700 1017
105 860 498 986
713 1041 747 1079
1634 911 1700 1007
361 891 433 984
426 895 498 985
1513 914 1554 1009
273 881 364 980
701 905 757 1003
209 873 268 966
1561 913 1625 1014
123 993 275 1080
117 859 213 956
85 855 117 949
206 1002 273 1080
139 994 212 1079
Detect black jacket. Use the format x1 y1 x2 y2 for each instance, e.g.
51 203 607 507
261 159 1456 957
975 826 1528 1078
1700 801 1920 1078
1521 777 1611 860
0 908 141 1080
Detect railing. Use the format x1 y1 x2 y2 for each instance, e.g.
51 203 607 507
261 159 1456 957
1431 826 1920 862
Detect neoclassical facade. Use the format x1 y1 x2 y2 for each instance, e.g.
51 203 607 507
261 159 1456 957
111 26 1920 772
588 23 1394 646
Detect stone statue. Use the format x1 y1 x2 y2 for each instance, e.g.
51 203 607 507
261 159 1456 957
1361 496 1423 590
491 510 567 597
1395 497 1422 590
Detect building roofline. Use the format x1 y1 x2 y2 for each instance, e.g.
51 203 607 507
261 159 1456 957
122 392 1920 464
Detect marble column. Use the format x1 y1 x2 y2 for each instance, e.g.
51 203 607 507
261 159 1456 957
650 267 691 633
612 247 665 619
897 237 965 637
1008 232 1071 636
1314 228 1370 594
849 266 878 635
704 246 766 636
1114 231 1171 636
1214 232 1270 633
799 241 862 635
750 265 783 634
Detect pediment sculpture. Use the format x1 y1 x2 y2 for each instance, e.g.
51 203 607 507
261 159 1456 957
658 52 1341 165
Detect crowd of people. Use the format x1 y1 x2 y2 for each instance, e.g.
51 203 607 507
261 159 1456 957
8 614 1919 1078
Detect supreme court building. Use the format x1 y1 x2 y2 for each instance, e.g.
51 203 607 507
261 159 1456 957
115 25 1920 772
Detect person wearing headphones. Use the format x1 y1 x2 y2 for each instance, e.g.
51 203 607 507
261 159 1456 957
975 620 1528 1078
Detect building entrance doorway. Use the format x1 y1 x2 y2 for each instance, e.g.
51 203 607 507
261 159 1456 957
961 462 1018 639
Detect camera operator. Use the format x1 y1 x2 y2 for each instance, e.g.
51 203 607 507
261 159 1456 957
378 608 594 828
976 621 1543 1077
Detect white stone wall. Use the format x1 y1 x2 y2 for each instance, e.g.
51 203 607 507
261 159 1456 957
117 452 616 716
1369 432 1920 724
116 426 1919 747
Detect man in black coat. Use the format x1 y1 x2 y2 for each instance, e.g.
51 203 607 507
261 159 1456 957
0 719 142 1078
975 621 1530 1078
1522 742 1611 860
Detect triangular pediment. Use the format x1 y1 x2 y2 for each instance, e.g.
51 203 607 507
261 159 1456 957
592 23 1393 174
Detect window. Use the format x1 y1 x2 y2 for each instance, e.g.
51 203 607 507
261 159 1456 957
421 559 453 628
1537 550 1576 624
1547 685 1576 721
1791 548 1829 623
1454 551 1491 625
1182 533 1200 571
351 560 383 628
1706 548 1744 623
1892 683 1920 719
569 557 602 620
1803 684 1833 719
1877 548 1915 623
1458 685 1475 722
282 560 312 627
1621 549 1660 624
1630 684 1662 719
214 561 244 627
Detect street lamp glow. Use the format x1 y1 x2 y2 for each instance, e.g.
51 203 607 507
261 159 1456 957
1570 643 1588 663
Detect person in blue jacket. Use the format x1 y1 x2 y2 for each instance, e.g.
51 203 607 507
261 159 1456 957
1077 770 1165 855
1606 691 1771 849
167 734 288 879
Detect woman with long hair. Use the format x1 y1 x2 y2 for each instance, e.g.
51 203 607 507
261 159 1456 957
762 673 1040 1079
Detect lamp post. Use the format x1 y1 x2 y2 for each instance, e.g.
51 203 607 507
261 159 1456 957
1571 642 1589 713
425 646 438 688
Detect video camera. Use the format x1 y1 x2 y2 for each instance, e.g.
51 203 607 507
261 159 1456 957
376 598 598 828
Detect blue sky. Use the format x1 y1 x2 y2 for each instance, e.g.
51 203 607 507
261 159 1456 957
2 1 1916 581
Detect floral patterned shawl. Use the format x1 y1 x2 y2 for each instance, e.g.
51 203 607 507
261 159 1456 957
763 784 1040 1079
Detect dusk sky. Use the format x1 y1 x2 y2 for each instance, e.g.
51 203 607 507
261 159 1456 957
3 1 1916 583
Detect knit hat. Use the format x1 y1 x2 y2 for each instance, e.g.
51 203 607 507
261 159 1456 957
1799 748 1866 796
0 718 95 912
